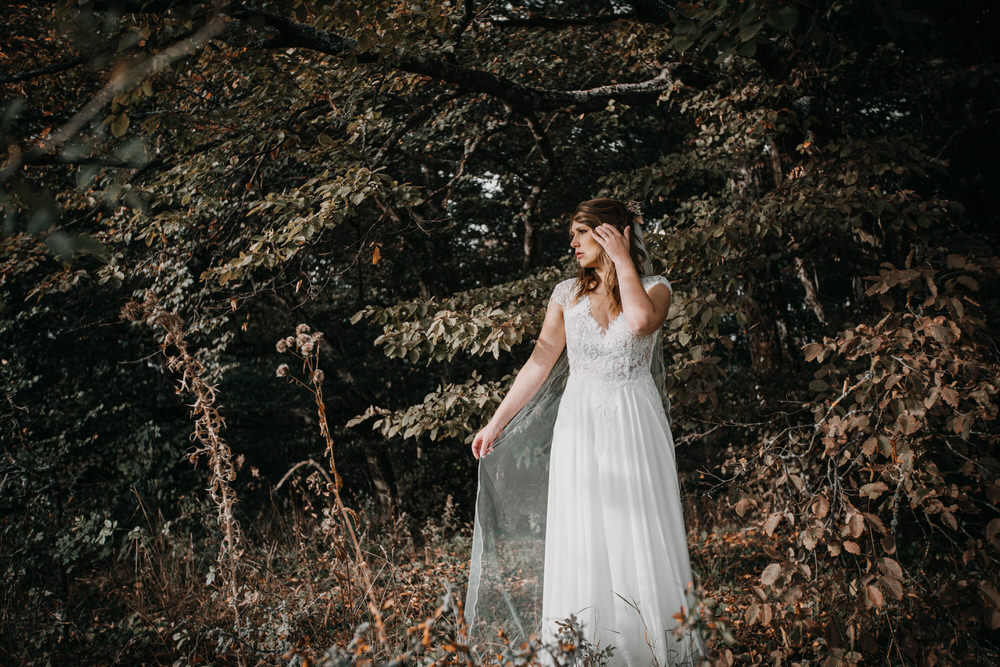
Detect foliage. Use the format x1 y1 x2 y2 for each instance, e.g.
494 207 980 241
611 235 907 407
1 0 999 664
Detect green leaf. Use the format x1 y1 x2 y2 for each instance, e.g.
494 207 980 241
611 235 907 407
738 40 757 57
767 7 798 32
111 113 130 138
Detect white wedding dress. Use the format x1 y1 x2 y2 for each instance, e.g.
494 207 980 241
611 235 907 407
539 275 707 667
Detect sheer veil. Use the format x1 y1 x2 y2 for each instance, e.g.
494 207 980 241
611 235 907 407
463 219 672 659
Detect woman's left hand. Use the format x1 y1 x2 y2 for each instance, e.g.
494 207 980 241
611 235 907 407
593 223 631 265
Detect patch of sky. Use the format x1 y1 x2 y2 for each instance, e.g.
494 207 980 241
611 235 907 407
471 171 503 199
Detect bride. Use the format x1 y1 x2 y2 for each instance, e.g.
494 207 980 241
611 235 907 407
464 198 707 667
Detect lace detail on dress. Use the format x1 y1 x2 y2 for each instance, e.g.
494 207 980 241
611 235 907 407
549 275 671 386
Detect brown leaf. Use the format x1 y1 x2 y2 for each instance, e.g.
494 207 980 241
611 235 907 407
896 412 922 435
940 386 959 407
761 563 783 586
861 437 877 456
802 525 823 551
812 494 830 518
843 540 861 555
789 473 804 492
803 342 825 362
865 512 887 535
880 556 903 579
880 575 904 601
986 518 1000 542
735 496 751 517
764 512 781 536
980 581 1000 609
865 584 884 608
946 254 966 269
848 512 865 538
950 412 973 440
760 603 773 627
860 481 889 499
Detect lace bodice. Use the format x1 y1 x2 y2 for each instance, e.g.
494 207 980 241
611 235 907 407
549 274 672 385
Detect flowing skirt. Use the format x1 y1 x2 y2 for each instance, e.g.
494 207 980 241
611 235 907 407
539 373 707 667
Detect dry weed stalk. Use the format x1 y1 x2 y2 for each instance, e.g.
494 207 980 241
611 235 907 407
276 323 388 646
122 291 244 601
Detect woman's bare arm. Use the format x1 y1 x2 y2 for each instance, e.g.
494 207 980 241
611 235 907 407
488 297 566 430
615 260 672 337
472 295 566 458
591 222 672 336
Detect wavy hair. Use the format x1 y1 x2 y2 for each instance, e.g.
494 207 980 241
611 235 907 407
569 197 650 311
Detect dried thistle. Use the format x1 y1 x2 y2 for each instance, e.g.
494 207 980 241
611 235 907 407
121 290 244 602
274 323 388 647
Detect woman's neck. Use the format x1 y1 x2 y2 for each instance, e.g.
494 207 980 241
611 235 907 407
594 267 611 290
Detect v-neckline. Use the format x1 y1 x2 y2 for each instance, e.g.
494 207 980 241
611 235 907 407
583 293 623 336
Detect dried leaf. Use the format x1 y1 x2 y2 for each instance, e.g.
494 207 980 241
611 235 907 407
865 584 883 608
880 575 904 601
986 518 1000 542
812 494 829 518
764 512 781 536
761 563 782 586
860 481 889 499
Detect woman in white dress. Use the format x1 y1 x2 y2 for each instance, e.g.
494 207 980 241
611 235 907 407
465 198 707 667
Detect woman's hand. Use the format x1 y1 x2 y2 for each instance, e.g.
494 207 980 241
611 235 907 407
472 422 503 459
593 223 631 266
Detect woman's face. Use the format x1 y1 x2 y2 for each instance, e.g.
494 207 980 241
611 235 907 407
569 220 604 268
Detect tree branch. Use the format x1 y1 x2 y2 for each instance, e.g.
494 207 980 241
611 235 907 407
224 6 676 113
451 0 478 44
487 11 637 28
372 91 464 166
0 56 90 85
1 13 228 186
518 110 557 271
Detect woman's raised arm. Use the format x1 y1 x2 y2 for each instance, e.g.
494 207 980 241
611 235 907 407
471 295 566 459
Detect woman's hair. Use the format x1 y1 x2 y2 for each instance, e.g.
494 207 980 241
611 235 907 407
569 197 650 311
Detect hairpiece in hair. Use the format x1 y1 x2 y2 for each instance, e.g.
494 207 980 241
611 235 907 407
625 199 643 216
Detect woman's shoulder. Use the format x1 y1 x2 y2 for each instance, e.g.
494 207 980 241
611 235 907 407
549 277 578 307
641 273 673 292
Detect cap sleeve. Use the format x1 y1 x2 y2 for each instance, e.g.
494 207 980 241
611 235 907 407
642 274 673 293
549 278 573 308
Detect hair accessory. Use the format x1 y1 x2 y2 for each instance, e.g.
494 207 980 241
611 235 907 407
625 199 643 216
